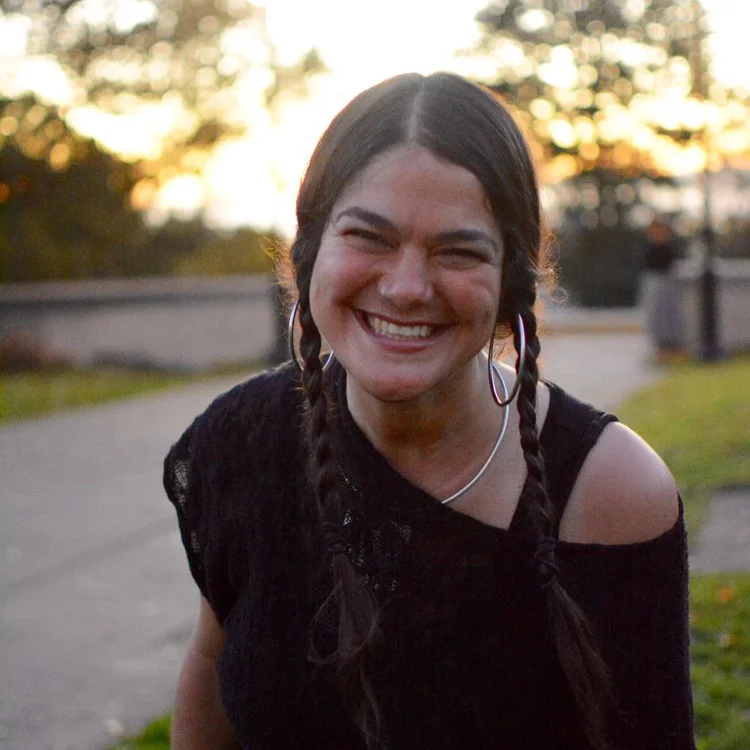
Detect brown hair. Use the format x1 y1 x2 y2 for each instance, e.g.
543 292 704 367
285 72 612 749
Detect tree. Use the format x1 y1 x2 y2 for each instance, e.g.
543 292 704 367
469 0 737 303
0 95 208 281
0 96 147 281
0 1 321 281
473 0 713 179
0 95 279 281
0 0 324 172
174 226 278 276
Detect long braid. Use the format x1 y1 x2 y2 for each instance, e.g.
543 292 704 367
510 289 614 749
294 253 382 747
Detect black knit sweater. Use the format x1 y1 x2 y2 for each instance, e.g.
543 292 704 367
164 362 695 749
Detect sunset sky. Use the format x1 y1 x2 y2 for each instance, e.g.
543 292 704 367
146 0 491 232
178 0 750 234
4 0 749 234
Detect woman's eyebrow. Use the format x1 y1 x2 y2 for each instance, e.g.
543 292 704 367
434 229 500 254
334 207 397 233
334 206 500 253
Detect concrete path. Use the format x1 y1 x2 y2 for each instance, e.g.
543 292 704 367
0 330 745 750
0 379 241 750
539 331 661 411
689 488 750 572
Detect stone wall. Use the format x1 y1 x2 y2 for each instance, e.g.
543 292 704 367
0 276 279 371
676 258 750 356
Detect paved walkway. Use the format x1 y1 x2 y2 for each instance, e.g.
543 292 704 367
0 330 746 750
689 488 750 572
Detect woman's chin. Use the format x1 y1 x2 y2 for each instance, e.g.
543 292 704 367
347 368 444 406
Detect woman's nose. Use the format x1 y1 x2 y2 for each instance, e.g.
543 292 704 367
378 247 433 307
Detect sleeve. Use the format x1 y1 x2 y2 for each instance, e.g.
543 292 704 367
163 413 236 624
561 500 696 750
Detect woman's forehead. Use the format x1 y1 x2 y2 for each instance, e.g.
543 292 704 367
333 145 493 217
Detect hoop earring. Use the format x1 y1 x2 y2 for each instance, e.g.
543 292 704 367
487 312 526 407
288 299 335 373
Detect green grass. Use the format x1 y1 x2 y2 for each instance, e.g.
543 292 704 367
0 368 189 423
690 575 750 750
110 715 171 750
617 355 750 533
0 362 262 425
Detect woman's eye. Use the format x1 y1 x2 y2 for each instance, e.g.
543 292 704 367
345 228 388 246
443 248 487 263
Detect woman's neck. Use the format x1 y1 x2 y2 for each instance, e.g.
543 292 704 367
345 357 511 496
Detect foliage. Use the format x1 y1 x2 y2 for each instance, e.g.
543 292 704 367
0 0 324 262
553 179 650 305
175 226 278 276
0 103 276 281
470 0 750 305
617 354 750 533
0 0 324 167
473 0 714 183
716 217 750 259
690 574 750 750
0 100 150 280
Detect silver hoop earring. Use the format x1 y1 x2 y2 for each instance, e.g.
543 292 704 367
487 312 526 407
288 299 335 373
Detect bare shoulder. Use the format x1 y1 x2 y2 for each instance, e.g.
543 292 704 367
558 421 679 545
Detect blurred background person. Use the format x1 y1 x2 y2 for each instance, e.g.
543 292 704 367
641 217 686 360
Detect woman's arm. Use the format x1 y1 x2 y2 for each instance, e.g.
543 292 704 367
172 596 241 750
559 421 695 748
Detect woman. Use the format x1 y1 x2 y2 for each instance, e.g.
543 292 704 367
164 73 694 749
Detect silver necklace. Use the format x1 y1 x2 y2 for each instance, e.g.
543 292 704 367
441 362 509 505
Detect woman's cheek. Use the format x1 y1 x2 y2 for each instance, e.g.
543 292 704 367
310 250 366 323
441 272 501 320
327 253 379 302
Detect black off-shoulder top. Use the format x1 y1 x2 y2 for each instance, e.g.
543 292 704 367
164 362 695 750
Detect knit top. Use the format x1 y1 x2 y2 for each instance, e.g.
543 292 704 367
163 362 695 749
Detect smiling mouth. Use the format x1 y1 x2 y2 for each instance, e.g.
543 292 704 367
364 313 436 340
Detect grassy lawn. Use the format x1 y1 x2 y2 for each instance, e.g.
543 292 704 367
0 362 262 425
618 355 750 534
691 574 750 750
111 715 171 750
105 355 749 749
0 368 190 424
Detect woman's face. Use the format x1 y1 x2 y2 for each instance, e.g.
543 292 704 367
309 144 503 405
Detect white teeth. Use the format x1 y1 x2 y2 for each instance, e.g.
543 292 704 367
366 315 433 340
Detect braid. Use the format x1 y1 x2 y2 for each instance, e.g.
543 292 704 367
297 296 339 512
294 262 382 747
513 304 548 530
511 292 614 750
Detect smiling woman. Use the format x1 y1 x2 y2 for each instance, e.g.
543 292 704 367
309 145 503 406
163 72 695 750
